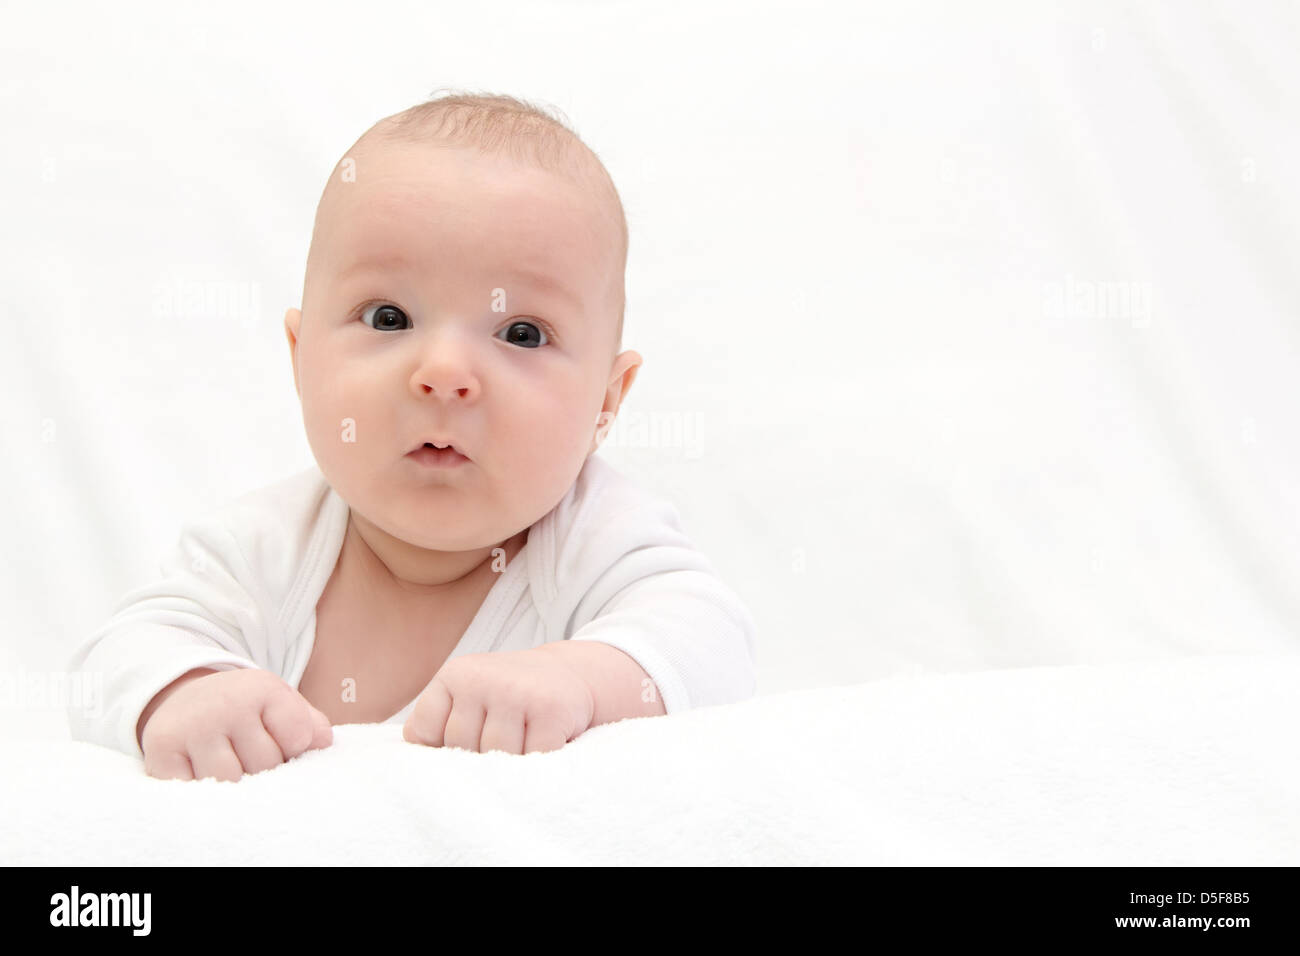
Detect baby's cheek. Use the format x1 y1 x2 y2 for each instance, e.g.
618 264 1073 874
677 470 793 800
534 400 593 462
301 388 350 457
501 414 591 511
300 371 383 488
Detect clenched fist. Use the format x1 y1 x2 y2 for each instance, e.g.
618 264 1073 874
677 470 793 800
138 667 333 781
402 646 595 755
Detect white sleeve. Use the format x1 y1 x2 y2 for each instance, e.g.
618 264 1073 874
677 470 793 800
65 514 269 759
563 502 759 715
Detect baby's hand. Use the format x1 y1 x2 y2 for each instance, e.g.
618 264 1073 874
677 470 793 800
402 647 595 755
138 668 333 781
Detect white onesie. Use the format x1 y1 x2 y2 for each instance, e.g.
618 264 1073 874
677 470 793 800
65 452 759 758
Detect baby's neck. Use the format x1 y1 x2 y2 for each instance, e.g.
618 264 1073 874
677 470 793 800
344 512 526 598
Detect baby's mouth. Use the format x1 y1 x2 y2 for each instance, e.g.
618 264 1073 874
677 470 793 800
408 440 471 466
409 436 469 456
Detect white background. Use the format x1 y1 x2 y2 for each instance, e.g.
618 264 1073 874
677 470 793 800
2 0 1297 739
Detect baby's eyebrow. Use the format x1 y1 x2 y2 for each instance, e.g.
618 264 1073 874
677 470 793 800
338 253 411 283
509 268 583 313
337 255 584 315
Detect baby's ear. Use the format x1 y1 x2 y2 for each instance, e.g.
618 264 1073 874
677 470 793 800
604 350 642 415
284 308 303 395
590 351 642 456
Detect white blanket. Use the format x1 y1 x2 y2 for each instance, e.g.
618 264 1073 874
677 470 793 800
4 651 1294 865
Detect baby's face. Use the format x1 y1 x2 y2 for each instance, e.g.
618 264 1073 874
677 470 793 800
285 141 637 553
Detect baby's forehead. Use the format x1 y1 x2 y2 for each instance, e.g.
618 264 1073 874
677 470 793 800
354 130 603 197
332 147 614 262
334 140 607 234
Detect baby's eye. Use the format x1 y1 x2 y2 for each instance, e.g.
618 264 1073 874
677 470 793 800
360 303 410 332
358 304 549 346
498 321 548 349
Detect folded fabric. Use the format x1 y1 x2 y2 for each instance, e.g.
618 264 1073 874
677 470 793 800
3 651 1294 865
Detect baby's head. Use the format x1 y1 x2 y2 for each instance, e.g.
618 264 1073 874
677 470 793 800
285 92 640 554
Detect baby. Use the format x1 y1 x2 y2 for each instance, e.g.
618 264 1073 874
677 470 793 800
66 92 757 781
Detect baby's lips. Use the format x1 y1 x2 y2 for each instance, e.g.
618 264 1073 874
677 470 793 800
410 437 471 460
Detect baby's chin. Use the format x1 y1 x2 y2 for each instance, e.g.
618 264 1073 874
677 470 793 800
367 491 533 553
389 526 510 554
361 504 504 552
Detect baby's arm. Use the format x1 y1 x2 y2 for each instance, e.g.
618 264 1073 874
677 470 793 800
531 639 665 727
402 529 756 753
136 667 221 750
561 564 758 718
67 510 323 775
553 487 759 718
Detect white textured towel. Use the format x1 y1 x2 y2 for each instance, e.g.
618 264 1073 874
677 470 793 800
3 651 1294 865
